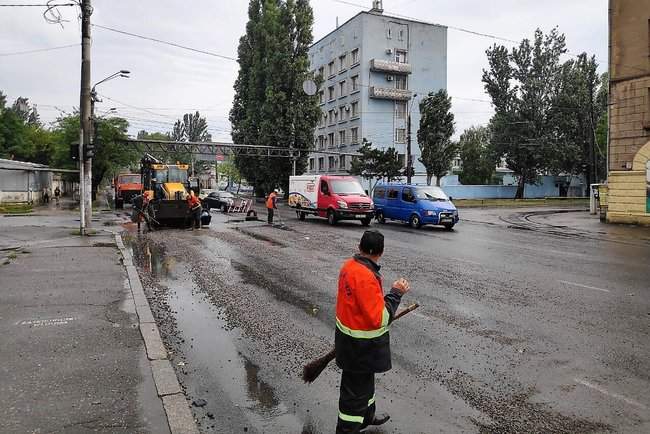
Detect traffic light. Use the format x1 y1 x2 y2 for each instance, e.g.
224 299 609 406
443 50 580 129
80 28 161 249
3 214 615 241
70 142 79 161
84 141 95 160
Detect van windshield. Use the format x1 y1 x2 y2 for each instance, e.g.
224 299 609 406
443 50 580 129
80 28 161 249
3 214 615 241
415 186 448 201
330 179 366 196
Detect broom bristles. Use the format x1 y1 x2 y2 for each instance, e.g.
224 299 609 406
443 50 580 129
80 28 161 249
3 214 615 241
302 349 336 383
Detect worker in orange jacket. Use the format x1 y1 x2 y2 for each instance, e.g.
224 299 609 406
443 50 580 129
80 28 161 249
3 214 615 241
335 229 410 433
186 190 202 230
266 189 279 224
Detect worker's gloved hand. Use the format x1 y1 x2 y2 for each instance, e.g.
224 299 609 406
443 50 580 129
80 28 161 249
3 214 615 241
392 278 410 295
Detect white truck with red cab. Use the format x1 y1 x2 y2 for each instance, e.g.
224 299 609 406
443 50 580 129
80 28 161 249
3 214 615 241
288 175 374 225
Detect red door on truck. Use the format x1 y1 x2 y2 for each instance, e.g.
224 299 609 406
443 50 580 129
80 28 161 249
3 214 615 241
317 178 335 217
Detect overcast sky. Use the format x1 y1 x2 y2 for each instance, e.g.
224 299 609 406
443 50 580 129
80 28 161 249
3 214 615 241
0 0 608 141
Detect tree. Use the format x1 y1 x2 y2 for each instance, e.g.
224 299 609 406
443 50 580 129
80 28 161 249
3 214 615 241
230 0 320 195
53 113 137 199
458 125 496 185
349 139 403 192
483 28 571 198
417 89 456 186
181 111 211 142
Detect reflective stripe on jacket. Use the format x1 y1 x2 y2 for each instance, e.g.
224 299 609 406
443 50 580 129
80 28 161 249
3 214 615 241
335 255 402 373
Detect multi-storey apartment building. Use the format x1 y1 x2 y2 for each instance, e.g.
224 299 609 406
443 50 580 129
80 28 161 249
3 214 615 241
306 0 447 186
607 0 650 225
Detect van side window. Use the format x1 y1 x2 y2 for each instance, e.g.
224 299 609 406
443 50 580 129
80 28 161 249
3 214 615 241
320 180 329 195
402 187 413 202
373 187 385 199
387 189 398 199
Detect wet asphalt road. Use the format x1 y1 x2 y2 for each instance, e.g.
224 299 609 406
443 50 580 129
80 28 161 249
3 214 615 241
124 206 650 433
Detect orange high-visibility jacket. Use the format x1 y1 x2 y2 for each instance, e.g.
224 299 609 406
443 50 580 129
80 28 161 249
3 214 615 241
266 192 277 209
335 255 402 373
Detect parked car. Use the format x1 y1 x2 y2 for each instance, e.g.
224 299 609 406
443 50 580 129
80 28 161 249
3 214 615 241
201 191 235 212
198 189 217 200
288 175 374 225
372 184 459 230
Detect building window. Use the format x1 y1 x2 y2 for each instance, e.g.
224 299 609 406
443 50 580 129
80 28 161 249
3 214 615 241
319 90 324 104
339 80 346 97
351 48 359 65
318 66 324 78
339 130 346 146
339 54 347 71
395 49 407 63
318 135 325 149
328 132 335 148
398 153 406 167
351 127 359 144
351 101 359 118
395 101 407 119
395 128 406 143
328 61 335 76
328 109 335 125
395 75 408 90
339 155 346 170
328 86 335 101
387 27 392 39
309 158 314 171
318 157 324 171
350 75 360 92
329 156 336 170
340 105 347 121
322 112 328 127
398 29 405 41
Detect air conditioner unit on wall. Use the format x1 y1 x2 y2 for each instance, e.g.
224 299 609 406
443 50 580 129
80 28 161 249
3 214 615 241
386 48 393 55
386 75 394 81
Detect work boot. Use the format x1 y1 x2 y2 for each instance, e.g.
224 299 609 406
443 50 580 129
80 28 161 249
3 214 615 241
360 413 390 431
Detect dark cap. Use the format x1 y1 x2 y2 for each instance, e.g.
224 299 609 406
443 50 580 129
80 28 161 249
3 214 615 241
359 229 384 256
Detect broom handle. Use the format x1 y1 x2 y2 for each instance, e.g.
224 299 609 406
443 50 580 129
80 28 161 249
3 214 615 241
392 302 420 322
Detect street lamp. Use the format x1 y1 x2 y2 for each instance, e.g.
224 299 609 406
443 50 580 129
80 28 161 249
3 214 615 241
406 93 418 184
80 70 130 233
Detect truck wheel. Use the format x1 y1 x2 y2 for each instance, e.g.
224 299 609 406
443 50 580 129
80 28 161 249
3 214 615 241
444 223 455 231
115 198 124 209
376 211 386 224
327 210 337 226
409 214 421 229
361 217 372 226
299 212 306 221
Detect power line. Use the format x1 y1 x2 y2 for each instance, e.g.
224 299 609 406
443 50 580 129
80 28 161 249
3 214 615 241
0 2 75 6
328 0 518 43
92 23 238 62
0 43 78 56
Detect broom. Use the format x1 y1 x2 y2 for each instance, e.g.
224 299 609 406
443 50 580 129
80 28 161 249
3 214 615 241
302 302 420 383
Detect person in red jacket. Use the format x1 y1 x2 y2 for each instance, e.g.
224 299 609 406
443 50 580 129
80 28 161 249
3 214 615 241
186 190 202 230
335 229 410 433
266 189 279 224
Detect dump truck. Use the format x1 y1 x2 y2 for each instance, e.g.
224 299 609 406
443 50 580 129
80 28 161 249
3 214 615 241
113 173 142 209
140 154 192 227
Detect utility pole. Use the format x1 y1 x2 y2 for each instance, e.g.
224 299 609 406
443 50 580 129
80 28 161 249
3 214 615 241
80 0 93 232
406 112 412 184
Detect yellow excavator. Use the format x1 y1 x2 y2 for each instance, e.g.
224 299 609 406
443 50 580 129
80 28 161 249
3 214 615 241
140 154 192 227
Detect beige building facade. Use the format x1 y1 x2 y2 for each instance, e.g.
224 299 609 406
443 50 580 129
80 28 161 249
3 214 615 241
607 0 650 224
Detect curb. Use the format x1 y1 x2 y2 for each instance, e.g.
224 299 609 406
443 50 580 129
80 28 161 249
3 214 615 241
115 233 199 434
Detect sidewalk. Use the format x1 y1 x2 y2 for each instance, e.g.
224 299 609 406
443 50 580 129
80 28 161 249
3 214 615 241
0 204 190 433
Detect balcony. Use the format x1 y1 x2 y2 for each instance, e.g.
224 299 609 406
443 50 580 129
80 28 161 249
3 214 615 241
369 86 412 101
370 59 412 74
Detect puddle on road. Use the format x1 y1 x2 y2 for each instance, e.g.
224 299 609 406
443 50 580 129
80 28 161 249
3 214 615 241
165 272 306 433
124 233 308 433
